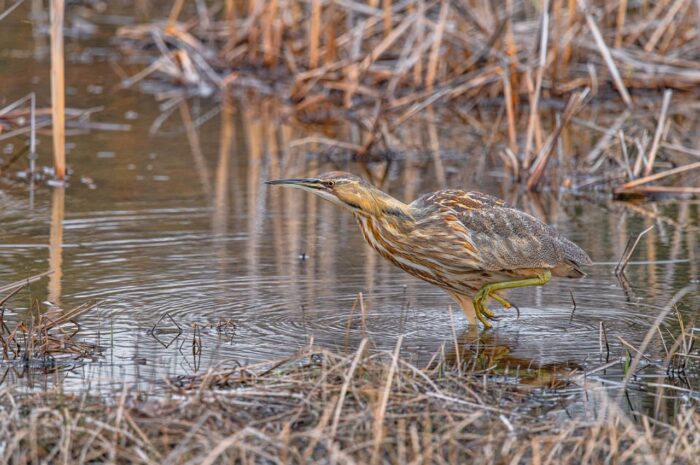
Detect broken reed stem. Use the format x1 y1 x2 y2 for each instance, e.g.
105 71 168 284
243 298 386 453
578 0 632 108
619 160 700 190
527 88 589 191
614 224 654 276
0 271 52 299
644 89 673 177
49 0 66 181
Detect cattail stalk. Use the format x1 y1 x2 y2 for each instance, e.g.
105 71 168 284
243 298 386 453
50 0 65 180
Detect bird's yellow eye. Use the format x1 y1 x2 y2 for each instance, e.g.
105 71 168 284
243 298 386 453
323 180 336 188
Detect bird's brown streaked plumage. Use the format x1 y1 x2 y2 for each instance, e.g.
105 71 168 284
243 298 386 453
266 172 592 328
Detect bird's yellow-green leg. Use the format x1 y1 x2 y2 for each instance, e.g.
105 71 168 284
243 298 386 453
472 270 552 327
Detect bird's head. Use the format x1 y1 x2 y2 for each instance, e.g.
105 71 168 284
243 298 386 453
266 171 411 219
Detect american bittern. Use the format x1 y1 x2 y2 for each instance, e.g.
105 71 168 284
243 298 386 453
267 172 592 328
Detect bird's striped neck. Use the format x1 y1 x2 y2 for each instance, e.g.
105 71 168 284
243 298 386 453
354 214 442 286
354 189 413 223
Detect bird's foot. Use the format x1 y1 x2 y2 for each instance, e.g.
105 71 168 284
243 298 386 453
490 294 521 318
479 304 498 320
491 294 511 308
473 292 499 329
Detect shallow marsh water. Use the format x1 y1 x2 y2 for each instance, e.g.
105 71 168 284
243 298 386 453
0 3 698 420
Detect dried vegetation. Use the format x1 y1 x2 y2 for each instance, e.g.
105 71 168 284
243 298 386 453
0 272 101 379
0 274 697 464
115 0 700 195
0 343 698 464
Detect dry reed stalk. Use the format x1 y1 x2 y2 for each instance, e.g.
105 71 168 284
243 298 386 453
224 0 235 22
361 13 416 72
560 0 577 75
618 160 700 191
523 0 550 168
614 0 628 48
427 106 446 186
0 271 52 307
49 0 65 181
448 306 461 375
523 70 540 169
550 0 564 90
644 0 689 52
625 0 672 46
504 0 519 96
618 285 697 399
618 185 700 194
383 0 392 36
614 224 655 276
330 338 368 437
425 1 448 90
584 110 630 164
412 1 424 86
502 67 518 153
246 2 261 63
324 0 337 66
370 335 403 465
619 129 633 180
578 0 633 107
166 0 186 30
644 88 673 177
0 0 24 22
308 0 322 69
262 0 278 67
359 292 367 335
527 88 589 191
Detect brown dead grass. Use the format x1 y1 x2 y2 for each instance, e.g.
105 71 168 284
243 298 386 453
114 0 700 196
0 344 697 464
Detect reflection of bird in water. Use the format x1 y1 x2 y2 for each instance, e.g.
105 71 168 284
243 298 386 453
267 172 591 328
441 329 581 388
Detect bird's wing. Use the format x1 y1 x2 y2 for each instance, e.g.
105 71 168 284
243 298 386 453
414 190 590 274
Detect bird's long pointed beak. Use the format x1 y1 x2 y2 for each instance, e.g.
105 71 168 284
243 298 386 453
265 178 323 190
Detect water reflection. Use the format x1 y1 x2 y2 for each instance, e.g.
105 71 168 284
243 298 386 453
0 4 697 414
441 329 581 389
47 186 64 304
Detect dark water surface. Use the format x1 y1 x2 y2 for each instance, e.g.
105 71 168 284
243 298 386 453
0 3 698 417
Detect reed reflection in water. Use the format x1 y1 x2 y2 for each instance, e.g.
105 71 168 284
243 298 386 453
0 93 695 406
48 186 64 305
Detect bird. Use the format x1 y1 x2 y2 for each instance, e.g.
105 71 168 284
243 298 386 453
266 172 592 328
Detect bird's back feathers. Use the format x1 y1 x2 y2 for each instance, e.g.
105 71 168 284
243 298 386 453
410 190 592 277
